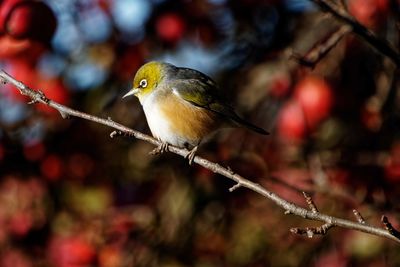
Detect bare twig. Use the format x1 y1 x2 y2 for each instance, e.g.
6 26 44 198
291 193 333 238
291 25 351 68
229 182 242 192
0 70 399 244
311 0 400 67
382 215 400 239
353 209 366 224
291 223 334 238
302 192 319 213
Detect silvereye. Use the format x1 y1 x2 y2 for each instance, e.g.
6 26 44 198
123 61 268 163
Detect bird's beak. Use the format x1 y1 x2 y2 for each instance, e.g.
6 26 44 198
122 88 139 99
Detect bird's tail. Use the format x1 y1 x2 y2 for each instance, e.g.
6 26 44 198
232 114 269 135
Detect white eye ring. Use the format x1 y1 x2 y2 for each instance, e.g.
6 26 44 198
139 79 147 88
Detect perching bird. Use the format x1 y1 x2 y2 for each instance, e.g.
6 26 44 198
123 61 268 164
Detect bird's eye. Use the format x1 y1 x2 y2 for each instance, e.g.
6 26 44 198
139 79 147 88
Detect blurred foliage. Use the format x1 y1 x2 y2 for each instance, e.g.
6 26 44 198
0 0 399 266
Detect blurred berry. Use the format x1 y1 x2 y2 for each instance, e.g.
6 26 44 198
348 0 389 28
5 1 57 42
294 76 333 128
156 13 185 43
277 100 307 141
9 212 33 236
98 246 123 267
269 74 291 98
0 35 31 58
40 154 63 180
49 236 96 267
361 106 382 131
0 0 25 34
23 141 46 161
1 249 32 267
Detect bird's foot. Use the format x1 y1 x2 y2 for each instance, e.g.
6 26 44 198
185 146 198 165
150 142 169 155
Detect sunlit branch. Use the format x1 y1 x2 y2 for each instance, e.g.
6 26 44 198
1 70 399 244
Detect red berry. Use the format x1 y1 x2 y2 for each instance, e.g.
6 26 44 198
270 74 291 98
294 76 333 128
156 13 185 43
6 1 57 42
0 34 31 58
0 0 26 34
49 236 96 267
98 246 122 267
9 212 33 236
40 154 63 180
23 142 46 161
277 100 307 141
348 0 389 28
1 249 32 267
361 106 381 131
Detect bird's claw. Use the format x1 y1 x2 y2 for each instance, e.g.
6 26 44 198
150 142 169 155
185 146 198 165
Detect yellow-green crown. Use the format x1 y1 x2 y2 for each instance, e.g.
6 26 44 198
132 61 167 96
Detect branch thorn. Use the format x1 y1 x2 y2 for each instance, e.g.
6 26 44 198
27 99 39 105
302 192 318 213
110 130 122 138
59 111 70 119
291 223 333 238
226 166 235 174
353 209 366 224
229 182 242 192
381 215 400 239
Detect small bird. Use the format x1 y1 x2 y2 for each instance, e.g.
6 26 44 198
123 61 268 164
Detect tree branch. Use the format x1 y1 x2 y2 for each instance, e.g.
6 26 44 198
1 70 399 244
291 25 351 68
311 0 400 67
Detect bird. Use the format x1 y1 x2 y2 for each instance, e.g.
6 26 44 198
123 61 268 164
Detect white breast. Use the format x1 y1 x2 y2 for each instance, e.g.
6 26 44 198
141 93 187 147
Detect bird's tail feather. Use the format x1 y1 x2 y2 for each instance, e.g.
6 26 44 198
232 115 269 135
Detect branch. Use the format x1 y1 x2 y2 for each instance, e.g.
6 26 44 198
311 0 400 67
1 70 399 244
291 25 351 68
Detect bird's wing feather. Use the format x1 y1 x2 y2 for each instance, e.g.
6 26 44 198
170 78 268 135
170 78 234 117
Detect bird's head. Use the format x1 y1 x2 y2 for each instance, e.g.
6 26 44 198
123 61 167 102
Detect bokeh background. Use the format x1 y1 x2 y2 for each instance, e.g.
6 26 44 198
0 0 399 266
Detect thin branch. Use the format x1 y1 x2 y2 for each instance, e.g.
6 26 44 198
291 223 334 238
291 25 351 68
382 215 400 239
311 0 400 67
353 209 366 224
229 182 242 192
0 70 399 244
302 192 319 213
